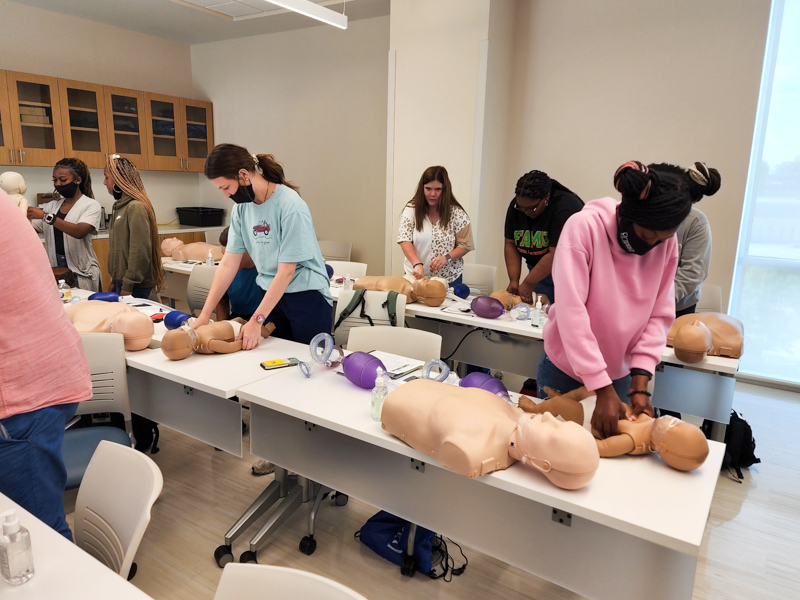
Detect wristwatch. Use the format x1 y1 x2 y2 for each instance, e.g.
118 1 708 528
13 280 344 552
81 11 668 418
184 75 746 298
445 253 453 262
253 314 266 325
44 212 56 225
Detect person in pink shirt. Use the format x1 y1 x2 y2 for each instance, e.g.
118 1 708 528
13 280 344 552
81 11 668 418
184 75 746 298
538 160 720 438
0 189 92 540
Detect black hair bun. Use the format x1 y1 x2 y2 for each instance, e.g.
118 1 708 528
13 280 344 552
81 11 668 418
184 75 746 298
688 162 721 198
614 161 652 200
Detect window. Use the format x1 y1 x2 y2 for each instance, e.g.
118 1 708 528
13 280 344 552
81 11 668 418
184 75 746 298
730 0 800 385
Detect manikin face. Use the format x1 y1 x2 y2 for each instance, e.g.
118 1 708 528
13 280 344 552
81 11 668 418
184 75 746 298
423 180 443 207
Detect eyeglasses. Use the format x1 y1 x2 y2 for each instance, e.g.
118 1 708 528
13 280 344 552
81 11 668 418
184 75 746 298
513 199 545 216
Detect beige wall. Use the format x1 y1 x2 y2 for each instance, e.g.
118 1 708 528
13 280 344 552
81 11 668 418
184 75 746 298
191 16 389 272
0 0 204 224
498 0 771 309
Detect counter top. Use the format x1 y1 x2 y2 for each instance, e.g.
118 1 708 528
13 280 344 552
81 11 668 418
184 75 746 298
93 224 224 240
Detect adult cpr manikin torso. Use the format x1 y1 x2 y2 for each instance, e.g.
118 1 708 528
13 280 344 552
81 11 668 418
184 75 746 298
65 300 153 351
667 312 744 363
381 379 599 489
354 275 447 307
161 238 223 262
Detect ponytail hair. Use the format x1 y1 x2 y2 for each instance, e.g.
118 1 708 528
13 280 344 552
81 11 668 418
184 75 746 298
204 143 299 193
54 157 94 199
105 154 166 292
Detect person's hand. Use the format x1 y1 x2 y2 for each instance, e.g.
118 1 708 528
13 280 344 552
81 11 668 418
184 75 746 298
506 281 519 295
119 290 131 296
430 255 447 271
591 386 627 438
107 282 116 293
238 319 262 350
26 206 44 220
191 313 211 329
518 280 535 304
412 264 425 280
628 391 654 420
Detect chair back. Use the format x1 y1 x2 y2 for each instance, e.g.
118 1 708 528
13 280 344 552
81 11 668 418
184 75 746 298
205 229 223 245
74 441 163 579
327 260 368 279
347 326 441 362
318 240 352 262
462 263 497 295
214 563 368 600
187 264 217 316
697 283 723 313
333 290 406 347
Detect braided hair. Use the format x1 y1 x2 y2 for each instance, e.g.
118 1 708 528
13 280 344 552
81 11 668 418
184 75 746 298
407 165 464 232
613 161 693 231
54 157 93 198
649 162 722 203
514 170 582 202
204 143 300 193
105 155 166 292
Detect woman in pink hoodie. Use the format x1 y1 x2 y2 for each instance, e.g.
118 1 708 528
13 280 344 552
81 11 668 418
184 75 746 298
538 161 720 438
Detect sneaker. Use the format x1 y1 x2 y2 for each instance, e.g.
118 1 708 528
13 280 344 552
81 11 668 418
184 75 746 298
251 459 275 476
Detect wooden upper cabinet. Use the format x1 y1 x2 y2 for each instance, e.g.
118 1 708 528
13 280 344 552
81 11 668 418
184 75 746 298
144 92 184 171
6 72 65 166
57 79 109 169
181 98 213 173
103 86 149 171
0 71 14 166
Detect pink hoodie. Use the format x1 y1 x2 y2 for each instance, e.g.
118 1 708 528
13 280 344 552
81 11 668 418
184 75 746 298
543 197 678 391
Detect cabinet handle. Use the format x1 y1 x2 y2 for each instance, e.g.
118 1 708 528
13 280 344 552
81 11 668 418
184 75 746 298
9 149 13 164
18 149 25 164
185 159 189 170
179 157 184 170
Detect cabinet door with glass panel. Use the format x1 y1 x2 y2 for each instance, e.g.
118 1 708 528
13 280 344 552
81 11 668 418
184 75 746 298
6 72 64 166
103 86 149 171
57 79 109 169
144 92 184 171
0 71 14 166
180 98 213 173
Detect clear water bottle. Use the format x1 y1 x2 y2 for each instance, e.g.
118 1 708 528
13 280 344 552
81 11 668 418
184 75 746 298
371 367 388 421
342 274 353 291
0 510 34 586
57 279 71 304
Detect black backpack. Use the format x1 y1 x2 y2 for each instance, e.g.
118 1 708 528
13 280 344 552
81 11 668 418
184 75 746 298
721 410 760 481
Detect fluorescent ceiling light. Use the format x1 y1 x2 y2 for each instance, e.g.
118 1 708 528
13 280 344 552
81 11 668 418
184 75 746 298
261 0 347 29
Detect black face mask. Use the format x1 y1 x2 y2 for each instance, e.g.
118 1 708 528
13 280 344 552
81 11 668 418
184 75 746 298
55 181 79 199
112 184 123 200
617 218 660 255
229 183 255 204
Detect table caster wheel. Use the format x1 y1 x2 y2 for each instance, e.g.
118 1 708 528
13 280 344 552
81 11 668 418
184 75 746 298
239 550 258 564
333 492 349 506
299 535 317 555
400 555 416 577
214 545 233 568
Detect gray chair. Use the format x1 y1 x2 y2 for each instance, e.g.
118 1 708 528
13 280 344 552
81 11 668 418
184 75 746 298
187 264 217 317
318 240 352 262
62 333 133 490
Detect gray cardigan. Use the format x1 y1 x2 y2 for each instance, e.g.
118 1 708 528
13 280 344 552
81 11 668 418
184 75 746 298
675 208 712 311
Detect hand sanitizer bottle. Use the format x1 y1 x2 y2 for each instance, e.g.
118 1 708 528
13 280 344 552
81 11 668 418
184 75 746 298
206 249 214 266
371 367 388 421
531 295 541 328
535 295 545 328
0 510 34 586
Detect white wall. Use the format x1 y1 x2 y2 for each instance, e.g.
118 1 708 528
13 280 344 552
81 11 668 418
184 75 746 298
498 0 771 309
0 0 206 224
191 16 389 272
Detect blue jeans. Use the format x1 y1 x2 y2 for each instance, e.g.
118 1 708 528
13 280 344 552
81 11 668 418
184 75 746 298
113 281 152 299
0 403 78 540
536 351 631 402
55 254 68 268
268 290 333 345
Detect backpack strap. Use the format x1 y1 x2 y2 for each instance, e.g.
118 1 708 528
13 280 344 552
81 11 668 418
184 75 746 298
333 288 367 332
382 291 399 327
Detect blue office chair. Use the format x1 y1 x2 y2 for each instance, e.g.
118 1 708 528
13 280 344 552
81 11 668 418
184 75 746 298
62 333 133 490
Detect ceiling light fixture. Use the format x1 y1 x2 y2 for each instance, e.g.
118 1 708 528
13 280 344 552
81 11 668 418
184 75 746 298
262 0 347 29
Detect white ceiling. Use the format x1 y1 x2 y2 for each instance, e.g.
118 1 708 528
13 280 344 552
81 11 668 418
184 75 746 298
9 0 389 45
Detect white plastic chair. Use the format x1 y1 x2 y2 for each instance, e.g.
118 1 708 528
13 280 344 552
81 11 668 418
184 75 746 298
205 229 223 245
62 333 133 490
347 326 442 363
462 263 497 295
214 563 367 600
318 240 352 262
327 260 367 279
333 290 406 347
697 283 722 313
74 440 163 581
187 264 217 316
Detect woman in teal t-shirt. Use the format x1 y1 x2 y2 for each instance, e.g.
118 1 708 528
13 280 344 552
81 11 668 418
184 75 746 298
192 144 332 349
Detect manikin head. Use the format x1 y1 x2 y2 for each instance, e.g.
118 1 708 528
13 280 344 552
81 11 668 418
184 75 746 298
161 326 199 360
0 171 27 214
672 320 713 363
412 278 447 306
161 237 185 257
490 290 523 310
649 416 709 471
508 412 600 490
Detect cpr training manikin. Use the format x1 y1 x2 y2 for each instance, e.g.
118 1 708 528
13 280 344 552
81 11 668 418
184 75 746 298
0 171 29 216
160 319 276 360
161 238 224 262
65 300 154 351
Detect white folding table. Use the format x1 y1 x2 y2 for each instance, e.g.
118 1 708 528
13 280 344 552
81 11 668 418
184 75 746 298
238 365 725 600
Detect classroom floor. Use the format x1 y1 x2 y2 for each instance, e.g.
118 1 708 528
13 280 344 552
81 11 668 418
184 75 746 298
64 381 800 600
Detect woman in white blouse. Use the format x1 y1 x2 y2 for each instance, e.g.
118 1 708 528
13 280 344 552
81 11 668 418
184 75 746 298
397 166 474 285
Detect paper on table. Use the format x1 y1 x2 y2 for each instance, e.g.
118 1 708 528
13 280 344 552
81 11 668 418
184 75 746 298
440 304 474 315
370 351 424 378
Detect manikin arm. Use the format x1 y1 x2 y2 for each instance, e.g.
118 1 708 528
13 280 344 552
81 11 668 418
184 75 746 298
206 339 244 354
595 434 637 457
